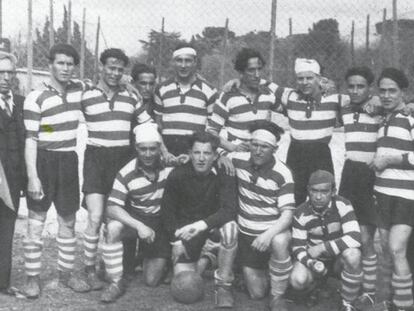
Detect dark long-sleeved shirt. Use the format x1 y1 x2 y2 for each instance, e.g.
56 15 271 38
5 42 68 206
161 162 238 242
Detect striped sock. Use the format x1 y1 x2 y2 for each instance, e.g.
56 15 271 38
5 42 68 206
269 256 293 298
23 239 43 276
83 234 99 268
362 254 377 295
341 270 363 303
379 257 393 301
392 273 414 309
102 242 123 283
56 236 76 272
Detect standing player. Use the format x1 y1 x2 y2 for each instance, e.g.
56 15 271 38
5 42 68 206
131 63 157 119
207 48 282 153
22 44 89 297
100 123 173 303
290 170 362 311
227 121 295 311
80 48 152 290
161 131 238 308
154 44 218 156
370 68 414 311
338 66 382 308
0 51 26 296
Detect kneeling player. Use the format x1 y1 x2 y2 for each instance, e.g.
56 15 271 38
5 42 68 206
290 170 362 311
100 123 173 303
161 132 238 308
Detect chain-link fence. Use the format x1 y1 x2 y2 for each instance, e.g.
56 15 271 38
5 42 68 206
6 0 414 96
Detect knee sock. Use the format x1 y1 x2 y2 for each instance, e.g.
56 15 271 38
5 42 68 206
269 256 293 298
362 254 377 295
341 270 363 303
57 236 76 273
102 242 123 283
379 256 393 301
83 233 99 268
23 239 43 276
392 273 414 309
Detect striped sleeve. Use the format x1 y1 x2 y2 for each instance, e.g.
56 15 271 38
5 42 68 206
153 85 163 115
23 90 43 140
207 93 230 135
205 85 219 115
292 210 312 267
277 166 296 212
403 118 414 167
324 199 361 256
274 86 293 108
135 96 152 124
107 172 129 209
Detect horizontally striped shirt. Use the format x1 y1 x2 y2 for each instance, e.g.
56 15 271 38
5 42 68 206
81 86 151 147
292 196 361 267
228 152 295 236
154 77 218 136
374 110 414 200
207 81 283 144
276 88 346 143
341 105 382 164
107 158 173 215
24 80 84 151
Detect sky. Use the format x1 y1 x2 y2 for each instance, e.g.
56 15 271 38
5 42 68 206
3 0 414 56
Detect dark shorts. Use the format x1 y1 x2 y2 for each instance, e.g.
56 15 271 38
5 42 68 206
27 150 79 217
339 160 377 226
122 210 171 259
162 134 191 156
82 145 132 195
375 192 414 229
287 140 334 205
177 229 221 264
238 232 270 270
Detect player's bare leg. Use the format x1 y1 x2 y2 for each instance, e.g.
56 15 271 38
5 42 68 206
143 258 167 287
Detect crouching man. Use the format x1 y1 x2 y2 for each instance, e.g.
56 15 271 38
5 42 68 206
100 123 173 303
290 170 362 311
161 132 238 308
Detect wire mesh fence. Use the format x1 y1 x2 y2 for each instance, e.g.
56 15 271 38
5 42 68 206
5 0 414 96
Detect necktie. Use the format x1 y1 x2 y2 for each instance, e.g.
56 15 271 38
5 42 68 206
2 94 11 117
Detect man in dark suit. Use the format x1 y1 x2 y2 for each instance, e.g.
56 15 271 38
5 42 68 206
0 50 26 296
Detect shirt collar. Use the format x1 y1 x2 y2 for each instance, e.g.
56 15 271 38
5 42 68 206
134 158 164 181
310 200 333 216
0 91 13 110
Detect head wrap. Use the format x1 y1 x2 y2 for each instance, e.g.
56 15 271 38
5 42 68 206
134 122 161 144
251 129 277 147
294 58 320 75
172 47 197 59
378 67 409 89
308 170 335 186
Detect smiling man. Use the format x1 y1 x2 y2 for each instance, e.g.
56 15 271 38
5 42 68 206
131 63 157 119
161 132 238 308
154 44 218 157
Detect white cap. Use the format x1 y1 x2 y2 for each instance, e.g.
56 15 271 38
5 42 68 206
251 129 277 148
172 47 197 59
134 122 161 144
294 58 320 75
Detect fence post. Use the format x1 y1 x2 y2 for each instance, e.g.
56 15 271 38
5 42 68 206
157 17 164 82
365 14 370 52
0 0 3 38
351 21 355 65
268 0 277 81
49 0 54 47
80 8 86 80
219 18 229 89
27 0 33 94
289 18 292 36
392 0 399 67
93 16 100 84
67 0 71 44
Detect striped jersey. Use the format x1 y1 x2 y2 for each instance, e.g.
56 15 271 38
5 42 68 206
292 196 361 267
207 80 283 144
154 77 218 136
107 158 173 215
24 80 84 151
228 152 295 236
341 105 382 164
374 110 414 200
81 86 151 147
276 87 346 143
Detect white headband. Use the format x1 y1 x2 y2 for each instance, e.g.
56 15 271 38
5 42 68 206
134 123 161 144
294 58 320 75
173 47 197 59
251 129 277 147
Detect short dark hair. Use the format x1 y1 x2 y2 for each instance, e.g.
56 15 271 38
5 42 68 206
234 48 265 72
345 66 375 85
131 63 157 81
49 44 79 65
189 131 220 151
249 120 284 142
378 67 409 89
100 48 129 66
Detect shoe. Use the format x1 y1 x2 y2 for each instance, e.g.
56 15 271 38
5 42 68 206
86 271 104 291
354 293 375 310
59 272 91 293
22 275 41 299
340 300 357 311
100 281 124 303
270 296 288 311
215 284 234 308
